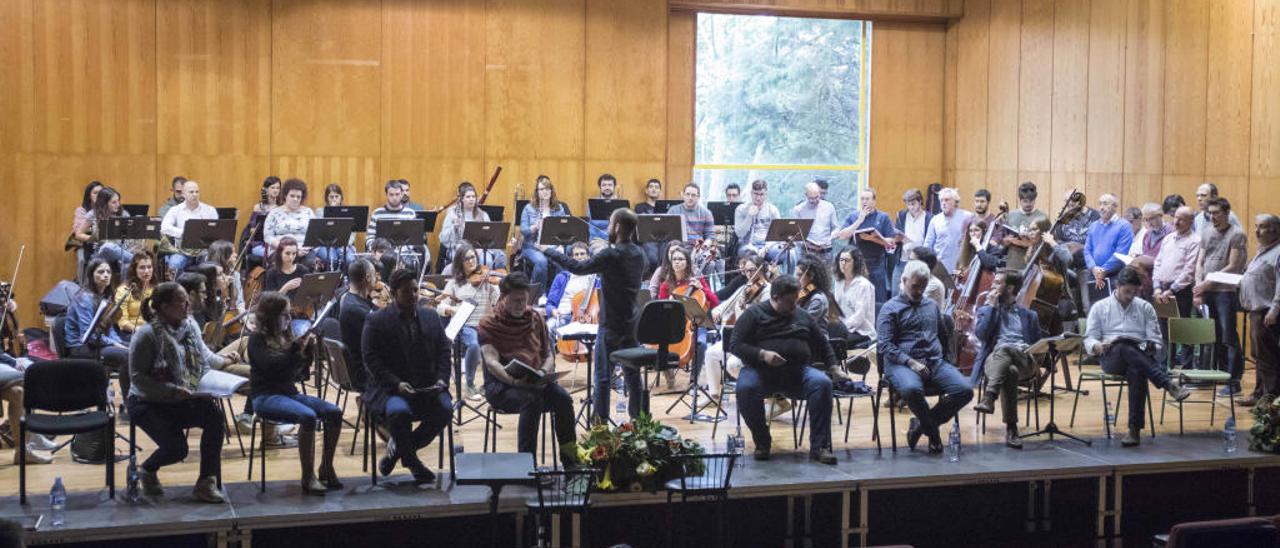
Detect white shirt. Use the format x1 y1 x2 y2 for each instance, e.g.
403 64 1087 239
900 210 927 262
1084 295 1163 355
1129 227 1147 256
556 274 596 317
160 202 218 247
834 276 876 338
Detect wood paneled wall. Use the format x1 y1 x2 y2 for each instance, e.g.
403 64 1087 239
943 0 1280 225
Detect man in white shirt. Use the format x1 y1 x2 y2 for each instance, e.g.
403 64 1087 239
791 182 841 263
891 188 930 299
733 180 785 269
1193 183 1240 233
160 180 218 275
923 187 974 275
1084 267 1191 446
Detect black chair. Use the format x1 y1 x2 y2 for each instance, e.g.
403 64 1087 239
526 467 599 548
609 300 685 416
1154 516 1279 548
482 405 560 467
362 397 455 486
664 452 738 548
871 354 959 453
318 339 367 456
50 315 70 359
19 359 115 504
830 338 875 444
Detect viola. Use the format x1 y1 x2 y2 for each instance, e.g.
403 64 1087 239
467 265 506 287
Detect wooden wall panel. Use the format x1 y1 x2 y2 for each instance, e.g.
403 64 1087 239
1084 0 1126 205
0 0 35 154
985 0 1021 201
948 0 989 197
1160 0 1209 205
1120 0 1164 206
1204 0 1253 182
666 11 697 189
1048 0 1087 212
1252 0 1280 225
869 23 946 203
1017 0 1053 192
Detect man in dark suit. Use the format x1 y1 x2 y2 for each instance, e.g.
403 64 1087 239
890 188 934 299
970 270 1041 448
362 268 453 484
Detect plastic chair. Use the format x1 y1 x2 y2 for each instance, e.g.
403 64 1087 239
19 359 115 504
1161 317 1235 434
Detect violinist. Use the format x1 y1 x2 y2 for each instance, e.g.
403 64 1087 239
439 182 501 274
1 298 57 465
114 251 157 341
544 243 597 333
1002 182 1048 271
438 242 501 401
64 258 131 399
795 254 842 337
832 248 875 350
338 258 381 389
78 187 140 272
705 252 769 398
656 244 720 390
206 240 246 317
262 236 312 337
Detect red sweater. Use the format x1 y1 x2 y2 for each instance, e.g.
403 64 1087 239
657 278 720 308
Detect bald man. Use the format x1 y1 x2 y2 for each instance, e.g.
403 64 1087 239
791 181 843 263
1152 206 1201 367
159 180 219 274
835 188 897 304
1082 194 1133 307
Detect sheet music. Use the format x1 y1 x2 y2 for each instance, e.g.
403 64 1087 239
444 301 476 342
1113 252 1134 266
79 299 111 346
557 322 598 337
1205 272 1243 286
194 369 249 398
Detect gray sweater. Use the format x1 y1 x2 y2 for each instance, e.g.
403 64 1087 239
128 317 218 402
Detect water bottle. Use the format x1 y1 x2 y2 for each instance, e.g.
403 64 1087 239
615 399 626 417
947 422 961 463
1104 402 1116 439
125 452 139 503
1224 416 1238 454
453 441 465 455
50 477 66 528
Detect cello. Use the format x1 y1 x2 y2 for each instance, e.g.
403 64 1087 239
950 203 1009 374
1017 189 1081 334
555 275 599 362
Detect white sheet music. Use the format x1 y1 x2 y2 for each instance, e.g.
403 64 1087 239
194 370 249 398
79 299 111 346
557 322 598 337
445 301 476 342
1205 272 1243 286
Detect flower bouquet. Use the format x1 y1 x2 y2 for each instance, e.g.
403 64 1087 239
1249 395 1280 453
577 413 705 492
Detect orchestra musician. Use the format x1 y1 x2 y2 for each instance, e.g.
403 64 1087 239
540 207 647 422
792 182 843 264
544 243 598 333
160 180 219 275
956 219 1003 279
338 258 381 389
656 244 719 390
157 176 187 219
877 260 973 454
64 258 131 399
1082 194 1133 307
970 271 1041 448
399 179 425 212
113 251 157 342
671 183 718 276
923 187 974 276
831 248 876 350
1193 197 1248 395
253 176 282 215
263 178 316 266
367 180 429 273
734 180 786 270
1152 207 1200 368
730 274 838 464
206 240 246 317
705 253 770 398
77 187 140 273
478 272 579 465
437 242 501 401
71 181 104 248
363 268 454 485
519 176 571 289
588 174 620 242
1084 267 1191 446
262 236 312 337
1049 190 1099 316
439 182 499 274
1193 183 1241 233
313 183 358 269
1002 182 1049 272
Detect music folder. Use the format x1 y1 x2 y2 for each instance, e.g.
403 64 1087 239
323 206 369 233
179 219 237 250
588 198 630 222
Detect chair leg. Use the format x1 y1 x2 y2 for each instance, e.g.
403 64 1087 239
1070 379 1084 427
872 385 883 454
1099 382 1111 439
247 417 258 481
843 398 854 444
18 424 26 504
1209 381 1219 427
350 403 363 456
260 423 268 493
107 420 116 499
1147 390 1156 439
888 390 898 452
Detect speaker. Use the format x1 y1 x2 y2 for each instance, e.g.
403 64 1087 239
39 280 81 317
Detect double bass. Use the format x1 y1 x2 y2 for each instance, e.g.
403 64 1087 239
1016 189 1081 334
950 203 1009 374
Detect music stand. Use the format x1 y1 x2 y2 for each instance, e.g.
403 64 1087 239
323 206 369 233
215 207 238 221
378 219 427 275
637 215 684 245
293 272 342 317
706 201 737 227
303 218 355 273
538 216 589 246
1018 334 1090 446
463 221 510 269
444 302 499 429
515 199 530 220
655 199 682 214
478 205 504 223
665 293 725 423
414 210 440 233
179 219 237 251
587 199 630 222
99 218 161 241
121 204 149 217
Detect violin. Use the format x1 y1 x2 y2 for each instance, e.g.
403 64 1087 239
372 280 391 309
467 265 506 287
0 246 26 357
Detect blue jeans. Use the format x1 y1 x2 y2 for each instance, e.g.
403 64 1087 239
166 252 203 276
126 396 223 478
485 380 575 454
94 242 134 273
866 260 889 305
592 326 643 422
252 393 342 426
313 246 356 270
1204 290 1244 380
735 365 833 452
884 359 973 437
383 390 453 469
522 245 550 289
459 326 480 388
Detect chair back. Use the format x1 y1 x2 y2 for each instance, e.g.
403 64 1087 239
1167 317 1217 369
51 315 70 359
1166 516 1278 548
673 452 737 498
314 317 342 340
530 467 599 512
323 338 356 391
24 359 108 413
635 300 686 346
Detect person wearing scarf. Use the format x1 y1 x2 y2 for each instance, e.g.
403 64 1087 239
478 272 578 465
127 282 233 503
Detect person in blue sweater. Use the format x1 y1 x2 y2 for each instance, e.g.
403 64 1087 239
65 258 131 399
1083 194 1134 307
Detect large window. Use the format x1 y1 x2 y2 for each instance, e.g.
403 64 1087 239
694 14 871 213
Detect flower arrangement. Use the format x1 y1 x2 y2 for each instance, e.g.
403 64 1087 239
1249 395 1280 453
577 413 706 492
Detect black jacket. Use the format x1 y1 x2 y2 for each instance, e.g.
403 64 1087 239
361 304 452 411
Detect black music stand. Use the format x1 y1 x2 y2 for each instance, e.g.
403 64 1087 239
1018 334 1090 446
323 206 369 233
637 214 684 246
764 218 812 272
587 199 630 223
706 201 737 227
478 205 504 223
121 204 149 217
443 303 499 430
515 199 530 220
414 210 440 233
304 218 354 273
99 218 161 241
215 207 238 221
665 293 726 424
179 219 237 251
538 216 590 247
462 221 510 268
655 199 682 214
294 272 342 314
378 219 427 275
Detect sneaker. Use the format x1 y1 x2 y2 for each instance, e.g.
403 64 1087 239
27 434 59 452
137 469 164 497
192 476 226 503
1120 426 1141 447
236 414 255 436
465 385 483 402
1166 381 1192 402
1005 426 1023 449
1218 383 1242 397
14 447 53 465
810 449 837 465
264 434 298 449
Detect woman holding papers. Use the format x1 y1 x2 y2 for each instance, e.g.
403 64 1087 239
478 272 578 464
248 291 343 494
126 282 233 503
437 242 500 401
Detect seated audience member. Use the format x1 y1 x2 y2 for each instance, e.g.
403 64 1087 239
1084 267 1191 446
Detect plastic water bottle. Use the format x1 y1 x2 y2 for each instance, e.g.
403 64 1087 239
947 422 961 462
50 477 66 527
453 441 465 455
615 399 626 417
1224 416 1238 454
1104 402 1116 439
125 452 139 503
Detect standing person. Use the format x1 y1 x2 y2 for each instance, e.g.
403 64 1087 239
1084 267 1191 446
1193 183 1241 233
126 282 230 502
891 188 932 299
263 178 316 264
518 176 570 289
589 174 621 241
399 179 425 211
1133 203 1171 258
791 181 843 264
730 275 838 464
363 268 454 484
478 272 579 464
1082 194 1133 306
312 183 357 270
540 208 647 422
733 180 785 268
1151 207 1200 368
969 271 1041 448
1238 214 1280 407
832 248 876 350
157 176 187 219
437 242 501 401
922 188 974 276
160 180 219 274
836 187 897 304
877 261 973 454
1193 197 1248 394
248 292 344 493
65 258 131 399
367 180 428 273
1003 182 1049 271
114 251 158 341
